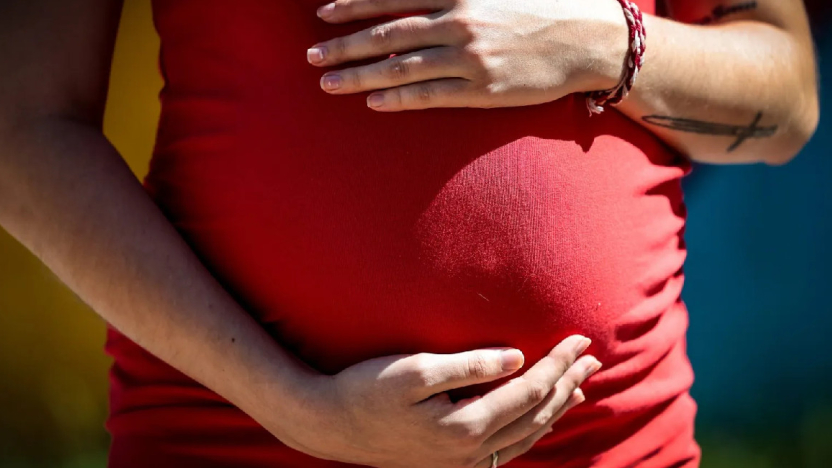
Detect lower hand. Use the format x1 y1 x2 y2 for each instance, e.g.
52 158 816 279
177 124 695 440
272 335 600 468
306 0 628 111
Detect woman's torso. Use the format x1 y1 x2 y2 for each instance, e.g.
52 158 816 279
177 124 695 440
106 1 700 466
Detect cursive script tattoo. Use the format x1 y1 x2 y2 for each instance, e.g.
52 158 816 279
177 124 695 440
695 2 758 25
642 112 778 152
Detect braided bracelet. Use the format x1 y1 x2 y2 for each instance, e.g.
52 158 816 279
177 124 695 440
586 0 646 115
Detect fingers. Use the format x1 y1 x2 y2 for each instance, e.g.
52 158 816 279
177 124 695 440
366 78 475 111
472 391 585 468
539 387 584 434
307 14 454 67
481 356 599 451
552 388 586 424
319 47 467 95
453 336 592 438
395 348 526 403
315 0 451 23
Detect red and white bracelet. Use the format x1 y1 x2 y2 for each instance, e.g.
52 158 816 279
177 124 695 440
586 0 646 115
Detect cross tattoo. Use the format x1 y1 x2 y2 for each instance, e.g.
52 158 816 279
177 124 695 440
642 112 778 152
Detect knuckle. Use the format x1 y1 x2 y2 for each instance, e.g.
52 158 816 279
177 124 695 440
347 70 363 89
373 17 422 48
444 417 486 442
566 372 585 390
467 423 487 442
451 424 478 441
466 353 492 381
398 17 421 35
409 352 432 370
390 87 405 107
555 336 583 359
446 12 476 38
426 48 460 76
442 47 467 67
405 353 435 386
440 419 467 440
370 23 395 47
384 58 410 80
460 42 480 58
532 410 552 429
461 42 489 70
482 82 503 97
524 380 551 404
331 37 348 59
546 352 572 377
412 83 435 103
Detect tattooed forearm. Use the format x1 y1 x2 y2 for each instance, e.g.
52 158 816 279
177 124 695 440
642 112 778 152
695 2 758 25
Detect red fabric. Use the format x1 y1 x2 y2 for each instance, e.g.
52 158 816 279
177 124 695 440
106 1 700 467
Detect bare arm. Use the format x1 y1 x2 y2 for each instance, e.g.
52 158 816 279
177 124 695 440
302 0 818 165
0 2 599 466
614 0 819 165
0 0 323 438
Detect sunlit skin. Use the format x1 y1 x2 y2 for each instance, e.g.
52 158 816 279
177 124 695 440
0 3 601 468
0 0 818 467
309 0 818 164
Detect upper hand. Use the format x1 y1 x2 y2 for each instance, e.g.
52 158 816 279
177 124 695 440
272 335 600 468
307 0 628 111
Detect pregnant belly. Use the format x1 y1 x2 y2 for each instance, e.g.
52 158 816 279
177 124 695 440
146 94 687 388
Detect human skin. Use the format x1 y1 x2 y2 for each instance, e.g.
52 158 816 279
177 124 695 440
309 0 819 165
6 0 815 466
0 1 601 468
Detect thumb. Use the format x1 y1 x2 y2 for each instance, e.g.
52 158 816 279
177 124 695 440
404 348 525 401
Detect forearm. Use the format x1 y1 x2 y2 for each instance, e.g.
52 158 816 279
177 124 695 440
611 12 818 165
0 116 324 436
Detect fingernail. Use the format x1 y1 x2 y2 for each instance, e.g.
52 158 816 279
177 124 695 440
367 93 385 108
585 358 602 378
574 337 591 356
321 74 342 91
317 3 336 19
307 47 327 64
500 349 525 372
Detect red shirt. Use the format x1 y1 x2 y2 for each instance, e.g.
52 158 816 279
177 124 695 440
106 1 700 466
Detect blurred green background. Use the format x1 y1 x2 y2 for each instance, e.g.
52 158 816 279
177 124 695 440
0 1 830 467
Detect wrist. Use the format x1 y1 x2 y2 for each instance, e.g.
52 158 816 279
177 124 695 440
576 0 632 93
254 369 356 462
220 344 338 446
263 369 341 436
